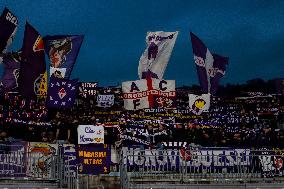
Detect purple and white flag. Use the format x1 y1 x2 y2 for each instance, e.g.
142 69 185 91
138 31 178 79
46 76 79 108
190 32 228 95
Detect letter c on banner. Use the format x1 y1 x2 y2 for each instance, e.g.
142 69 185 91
159 80 167 91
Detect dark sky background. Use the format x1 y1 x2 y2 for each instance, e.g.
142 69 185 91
1 0 284 87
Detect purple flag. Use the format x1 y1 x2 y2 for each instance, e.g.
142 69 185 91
190 32 229 95
0 7 18 53
190 32 210 93
18 22 47 98
43 35 84 79
46 76 79 108
210 54 229 95
1 51 21 91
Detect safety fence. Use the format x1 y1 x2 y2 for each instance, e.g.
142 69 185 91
0 143 78 189
120 148 284 189
3 143 284 189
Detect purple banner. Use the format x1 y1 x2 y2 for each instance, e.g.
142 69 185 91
0 141 27 177
77 144 111 175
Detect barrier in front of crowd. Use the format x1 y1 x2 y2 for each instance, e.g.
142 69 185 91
0 142 78 189
3 142 284 189
119 147 284 189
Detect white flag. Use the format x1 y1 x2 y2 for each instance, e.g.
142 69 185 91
97 94 114 107
138 31 178 79
122 79 176 110
188 94 210 115
77 125 104 144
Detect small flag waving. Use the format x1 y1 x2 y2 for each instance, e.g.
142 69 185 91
210 54 229 95
46 76 79 108
1 51 21 91
188 94 210 115
190 32 229 95
44 35 84 79
0 7 18 53
18 22 47 98
138 31 178 79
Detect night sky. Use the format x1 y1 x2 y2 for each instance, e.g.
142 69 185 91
1 0 284 87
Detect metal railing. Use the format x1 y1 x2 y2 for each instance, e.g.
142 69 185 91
0 144 78 189
120 148 284 189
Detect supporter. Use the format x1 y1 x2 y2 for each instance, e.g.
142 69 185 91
54 120 71 144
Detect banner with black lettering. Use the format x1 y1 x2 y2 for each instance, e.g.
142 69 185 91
97 94 114 107
122 79 175 110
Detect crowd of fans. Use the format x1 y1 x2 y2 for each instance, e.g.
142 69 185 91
0 86 283 149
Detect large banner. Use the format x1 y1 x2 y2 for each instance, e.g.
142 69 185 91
97 94 114 107
0 142 26 177
78 82 98 98
77 144 111 175
138 31 178 79
78 125 104 144
26 143 58 178
122 79 176 110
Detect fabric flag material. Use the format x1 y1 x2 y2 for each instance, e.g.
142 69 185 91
18 22 47 98
50 67 66 78
188 93 210 115
210 54 229 95
1 51 21 91
97 94 114 107
122 79 176 110
77 144 111 175
190 32 229 95
138 31 178 79
46 76 79 108
0 7 18 53
78 82 98 98
77 125 104 144
43 35 84 79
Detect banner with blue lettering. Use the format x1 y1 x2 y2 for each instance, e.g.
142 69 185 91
78 125 104 144
77 144 111 175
